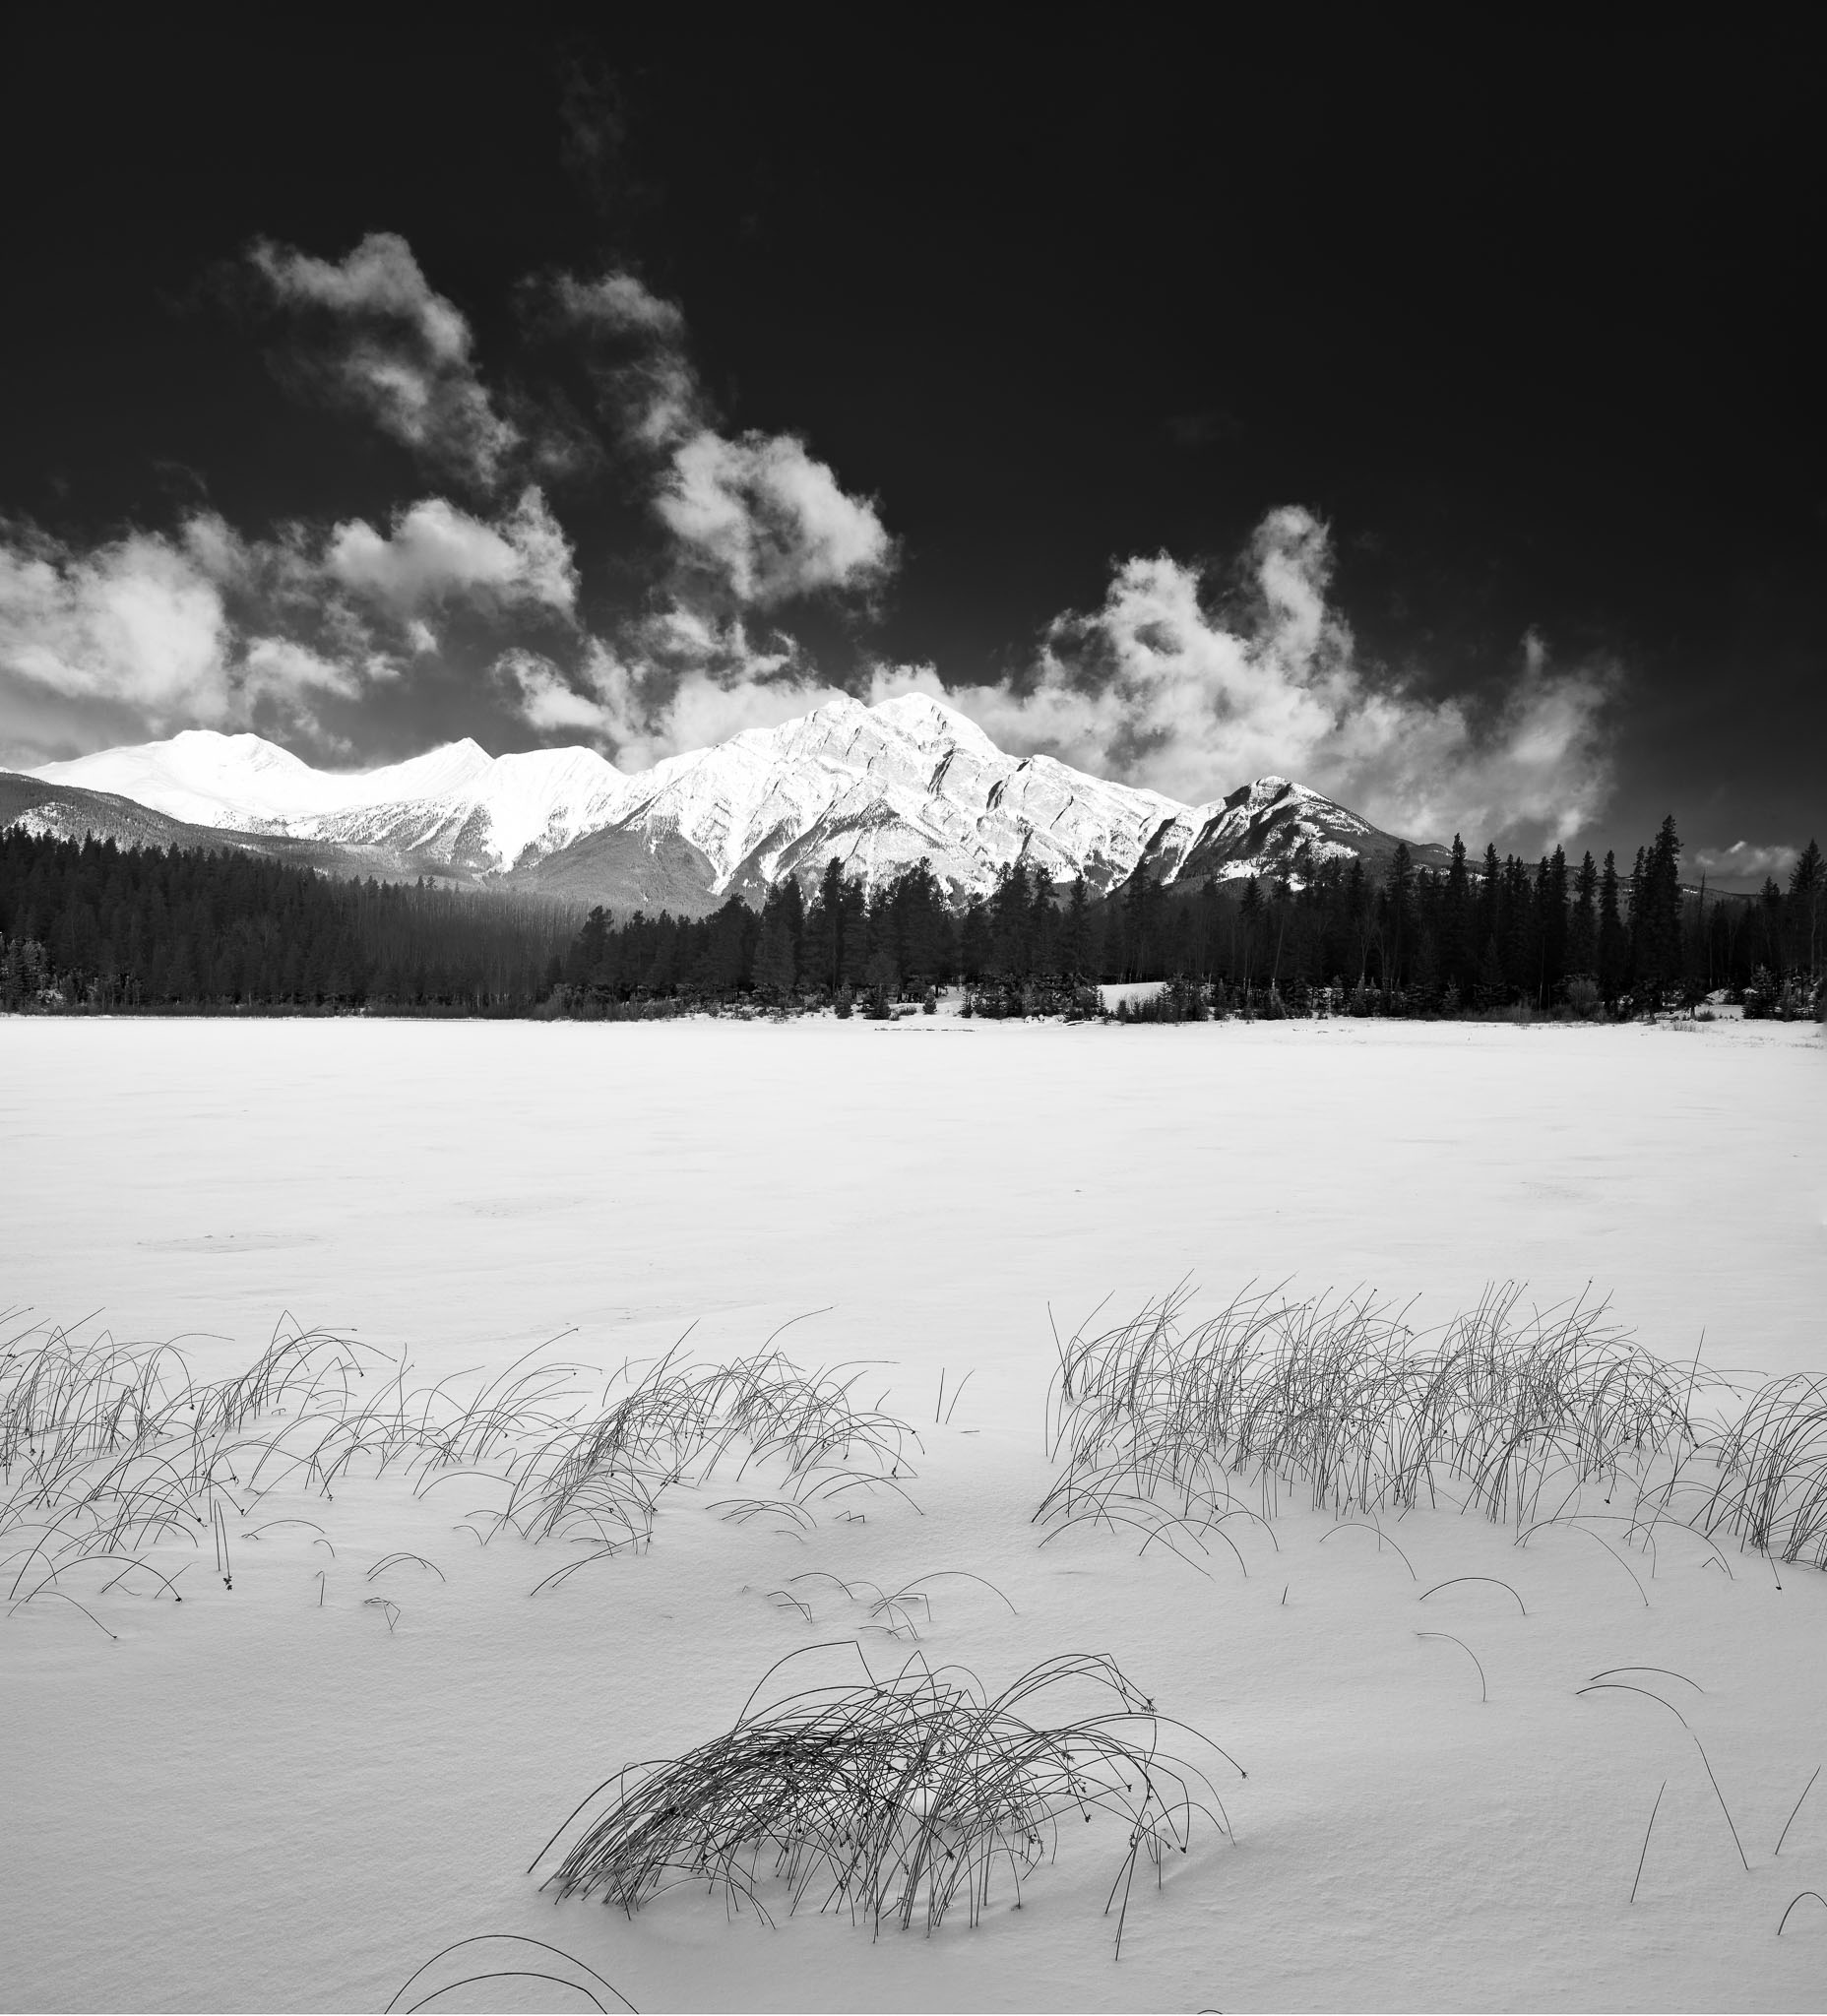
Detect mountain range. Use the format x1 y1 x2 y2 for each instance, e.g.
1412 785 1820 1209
5 694 1451 914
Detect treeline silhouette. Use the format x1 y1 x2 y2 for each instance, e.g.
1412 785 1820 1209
0 831 573 1012
556 825 1824 1020
3 820 1820 1020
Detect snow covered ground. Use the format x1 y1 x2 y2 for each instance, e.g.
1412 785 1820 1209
2 1012 1824 2013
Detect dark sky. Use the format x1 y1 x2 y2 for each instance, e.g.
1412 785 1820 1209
0 21 1819 881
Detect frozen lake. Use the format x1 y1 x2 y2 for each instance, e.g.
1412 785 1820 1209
7 1012 1824 1390
3 1013 1825 2011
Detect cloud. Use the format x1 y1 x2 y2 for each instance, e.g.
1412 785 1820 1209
1692 840 1800 884
548 267 697 440
556 56 653 220
579 621 827 765
553 264 895 606
0 522 231 723
493 648 620 736
643 664 843 761
495 611 845 772
554 270 685 340
865 507 1615 846
657 430 894 607
240 635 366 703
15 215 1613 868
0 486 579 761
492 508 1612 855
0 516 376 756
324 488 577 615
251 231 519 488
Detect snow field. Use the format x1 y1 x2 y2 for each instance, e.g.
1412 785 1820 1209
1 1013 1824 2012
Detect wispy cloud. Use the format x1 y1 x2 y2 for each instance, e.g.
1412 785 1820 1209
549 265 896 608
486 265 896 755
552 270 685 341
495 614 838 772
234 237 892 756
492 648 620 738
251 232 520 489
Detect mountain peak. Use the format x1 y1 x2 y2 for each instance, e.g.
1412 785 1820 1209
868 689 1000 756
166 726 307 761
1221 775 1297 810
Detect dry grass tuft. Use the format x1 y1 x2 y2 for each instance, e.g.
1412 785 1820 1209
1 1312 919 1620
535 1646 1236 1956
1037 1283 1713 1566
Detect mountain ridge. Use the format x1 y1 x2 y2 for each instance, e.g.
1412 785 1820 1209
15 695 1455 912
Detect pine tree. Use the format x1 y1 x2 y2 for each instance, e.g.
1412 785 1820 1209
1410 922 1439 1007
1063 878 1092 977
1028 866 1058 976
1344 857 1372 989
761 874 805 970
1538 847 1568 1007
1566 851 1598 981
1385 842 1415 989
1442 836 1473 995
886 859 947 986
958 898 989 980
1598 850 1626 1002
1099 894 1125 983
864 946 898 1013
1790 839 1823 981
1476 933 1506 1009
802 859 843 992
1476 844 1501 973
1637 816 1682 1003
840 879 870 988
1111 870 1138 980
1498 856 1531 996
703 897 752 994
1239 876 1264 995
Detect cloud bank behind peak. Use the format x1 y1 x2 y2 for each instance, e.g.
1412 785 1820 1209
505 504 1616 849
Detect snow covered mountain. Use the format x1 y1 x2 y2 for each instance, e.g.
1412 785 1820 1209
32 729 627 874
1132 775 1454 886
15 695 1446 911
32 729 494 829
535 694 1185 906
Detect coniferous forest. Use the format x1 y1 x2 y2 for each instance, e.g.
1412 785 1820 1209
0 831 573 1013
2 821 1821 1021
553 827 1824 1022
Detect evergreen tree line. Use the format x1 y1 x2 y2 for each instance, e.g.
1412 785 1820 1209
557 820 1825 1020
1092 821 1824 1018
4 816 1819 1021
0 831 575 1012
